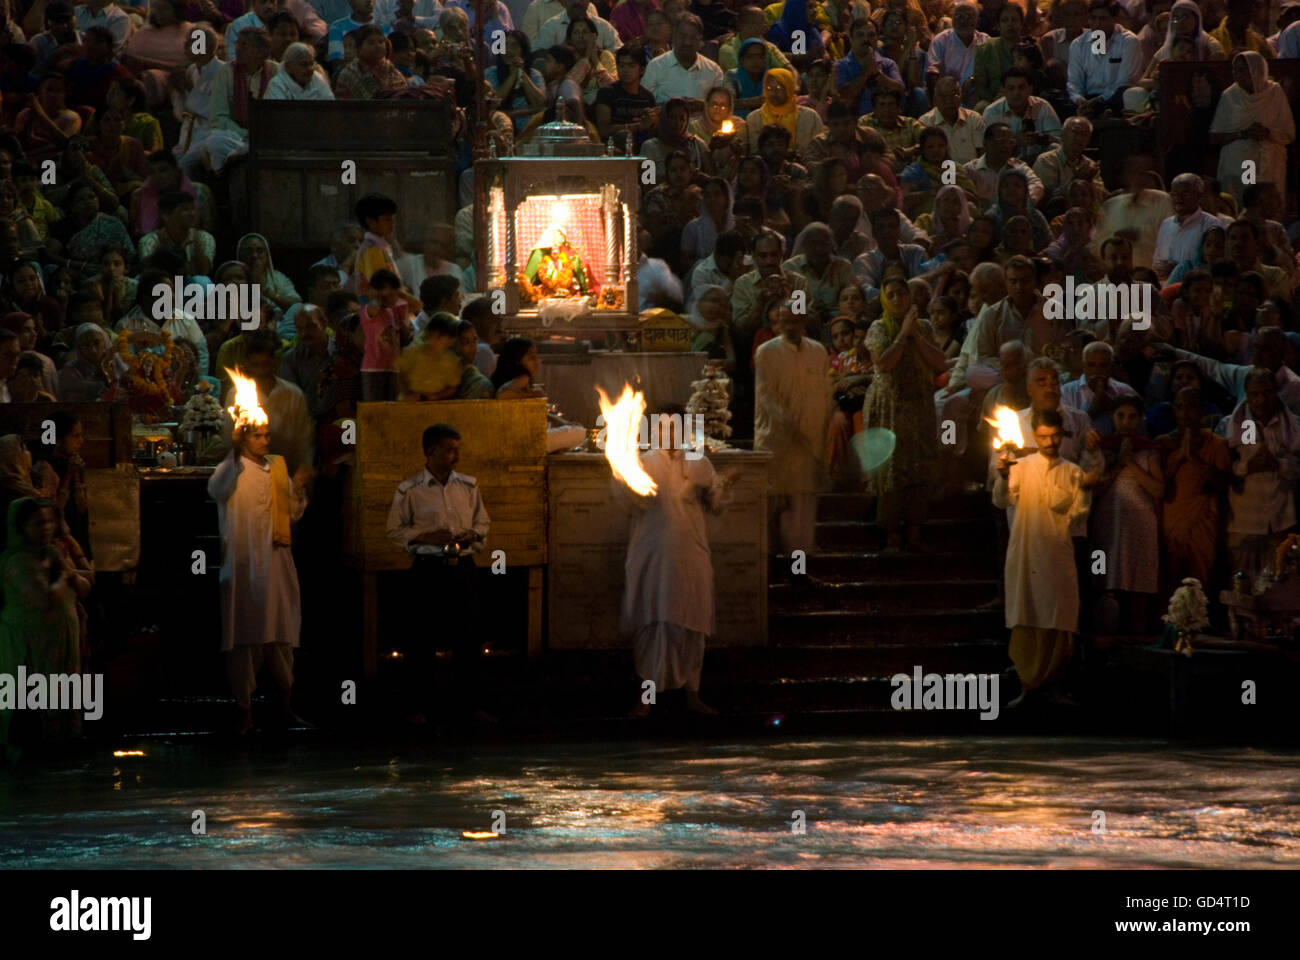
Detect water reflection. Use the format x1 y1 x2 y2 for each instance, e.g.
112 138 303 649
0 737 1297 868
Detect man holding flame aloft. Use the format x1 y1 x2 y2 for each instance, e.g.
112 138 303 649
993 408 1092 707
208 372 315 734
618 404 735 718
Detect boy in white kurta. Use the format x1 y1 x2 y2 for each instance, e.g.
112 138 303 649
621 408 734 717
207 421 312 733
993 408 1092 705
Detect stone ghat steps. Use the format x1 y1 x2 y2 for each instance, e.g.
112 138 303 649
770 578 1002 611
778 551 999 581
815 517 994 552
817 490 993 521
771 608 1008 645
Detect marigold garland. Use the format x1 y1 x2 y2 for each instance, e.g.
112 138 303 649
116 329 174 398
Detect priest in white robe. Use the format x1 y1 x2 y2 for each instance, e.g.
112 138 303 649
993 407 1092 706
620 406 734 717
207 411 313 734
754 300 832 559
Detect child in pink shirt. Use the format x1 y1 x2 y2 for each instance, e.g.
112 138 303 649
359 269 410 401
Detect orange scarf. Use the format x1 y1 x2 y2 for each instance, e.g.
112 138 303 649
267 455 292 547
758 68 799 137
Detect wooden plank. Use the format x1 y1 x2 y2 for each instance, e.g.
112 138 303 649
527 566 543 659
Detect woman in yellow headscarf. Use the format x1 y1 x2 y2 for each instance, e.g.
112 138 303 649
744 67 824 153
861 276 949 551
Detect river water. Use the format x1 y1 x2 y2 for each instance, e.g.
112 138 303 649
2 736 1297 869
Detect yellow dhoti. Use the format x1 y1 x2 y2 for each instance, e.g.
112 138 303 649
1009 626 1074 691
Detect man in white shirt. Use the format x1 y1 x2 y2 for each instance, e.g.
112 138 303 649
385 422 493 724
1095 154 1172 269
962 121 1045 207
1153 173 1222 279
522 0 595 42
982 67 1061 165
755 301 832 560
1067 0 1142 115
74 0 133 54
926 1 988 89
643 14 723 107
919 75 985 164
536 0 615 50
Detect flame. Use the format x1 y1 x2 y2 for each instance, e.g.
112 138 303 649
720 119 734 134
462 831 500 840
596 384 657 497
227 368 268 429
985 406 1024 450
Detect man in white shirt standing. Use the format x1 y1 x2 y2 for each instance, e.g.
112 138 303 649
1067 0 1141 116
74 0 133 54
1153 172 1221 280
754 300 832 561
643 14 723 108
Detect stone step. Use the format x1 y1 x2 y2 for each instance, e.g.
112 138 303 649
771 608 1008 645
770 579 1002 612
780 551 999 580
817 490 992 521
815 517 995 552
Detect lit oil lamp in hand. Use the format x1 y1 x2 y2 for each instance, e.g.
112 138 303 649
986 405 1026 471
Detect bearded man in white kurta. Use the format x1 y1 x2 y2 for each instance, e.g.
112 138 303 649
207 421 313 733
621 408 733 718
754 302 833 558
993 408 1092 706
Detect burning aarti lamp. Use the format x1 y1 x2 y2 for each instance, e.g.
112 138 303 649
226 368 269 432
986 405 1026 461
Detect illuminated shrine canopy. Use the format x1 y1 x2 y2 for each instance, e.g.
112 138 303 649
476 156 642 334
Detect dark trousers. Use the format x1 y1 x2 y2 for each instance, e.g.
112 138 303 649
406 555 483 715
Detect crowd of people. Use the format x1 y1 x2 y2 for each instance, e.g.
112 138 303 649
0 0 1299 731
